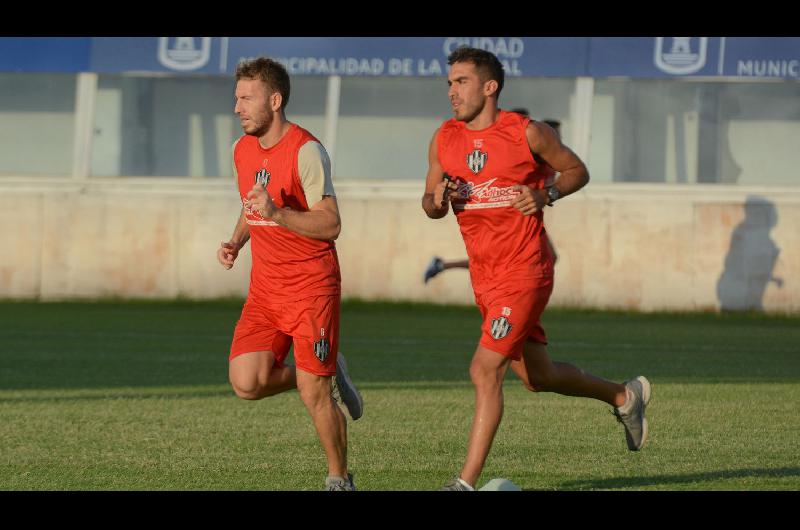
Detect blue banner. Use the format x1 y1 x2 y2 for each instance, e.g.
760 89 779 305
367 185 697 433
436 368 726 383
0 37 91 73
1 37 798 79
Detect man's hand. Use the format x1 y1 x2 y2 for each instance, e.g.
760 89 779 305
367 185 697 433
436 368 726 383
511 185 548 215
245 183 277 219
217 240 241 270
433 175 459 209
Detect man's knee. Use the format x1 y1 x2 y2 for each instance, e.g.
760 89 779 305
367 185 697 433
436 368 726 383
230 379 272 400
297 375 332 408
469 360 504 390
231 383 259 400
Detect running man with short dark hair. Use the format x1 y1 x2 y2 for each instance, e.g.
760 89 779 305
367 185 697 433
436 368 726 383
421 47 651 491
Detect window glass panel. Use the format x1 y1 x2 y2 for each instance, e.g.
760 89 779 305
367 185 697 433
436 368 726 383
335 77 450 180
591 79 800 185
91 75 328 177
0 73 76 176
335 76 576 180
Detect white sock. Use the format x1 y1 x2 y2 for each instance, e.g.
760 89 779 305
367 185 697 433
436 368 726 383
457 478 475 490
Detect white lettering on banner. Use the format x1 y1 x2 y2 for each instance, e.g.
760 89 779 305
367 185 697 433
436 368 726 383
500 59 522 76
737 60 800 78
388 58 414 75
244 53 517 77
443 37 525 58
417 59 442 75
273 57 385 76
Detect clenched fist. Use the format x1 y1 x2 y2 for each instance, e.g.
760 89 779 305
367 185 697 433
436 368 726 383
244 183 277 219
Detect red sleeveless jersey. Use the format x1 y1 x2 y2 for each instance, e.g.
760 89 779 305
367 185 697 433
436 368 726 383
436 110 554 296
234 124 340 303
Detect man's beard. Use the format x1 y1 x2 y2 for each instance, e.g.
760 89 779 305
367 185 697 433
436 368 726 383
245 111 273 136
456 100 485 123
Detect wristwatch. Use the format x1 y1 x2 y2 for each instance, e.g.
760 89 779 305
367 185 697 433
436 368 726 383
545 186 561 206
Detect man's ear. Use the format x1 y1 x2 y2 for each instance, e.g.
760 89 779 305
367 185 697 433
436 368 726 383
484 79 498 97
269 91 283 112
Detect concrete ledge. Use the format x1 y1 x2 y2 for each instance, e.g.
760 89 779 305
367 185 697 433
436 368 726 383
1 176 797 312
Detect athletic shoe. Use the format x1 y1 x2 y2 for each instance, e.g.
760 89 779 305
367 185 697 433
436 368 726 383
332 352 363 421
325 473 356 491
440 476 474 491
424 257 444 283
613 376 652 451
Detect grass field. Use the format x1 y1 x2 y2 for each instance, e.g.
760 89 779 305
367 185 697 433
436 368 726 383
1 299 798 491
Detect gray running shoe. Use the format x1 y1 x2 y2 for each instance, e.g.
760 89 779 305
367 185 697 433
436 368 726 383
440 476 474 491
332 352 363 421
613 376 652 451
325 473 356 491
424 257 444 284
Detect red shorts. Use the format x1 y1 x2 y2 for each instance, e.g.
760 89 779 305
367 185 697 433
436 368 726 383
475 279 553 360
229 294 340 377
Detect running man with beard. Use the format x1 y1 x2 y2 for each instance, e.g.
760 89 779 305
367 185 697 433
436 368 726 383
218 57 362 491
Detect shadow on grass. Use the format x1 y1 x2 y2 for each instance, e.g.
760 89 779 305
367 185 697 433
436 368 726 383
552 467 800 490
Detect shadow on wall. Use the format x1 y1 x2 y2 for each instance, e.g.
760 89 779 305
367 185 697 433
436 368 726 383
716 195 784 311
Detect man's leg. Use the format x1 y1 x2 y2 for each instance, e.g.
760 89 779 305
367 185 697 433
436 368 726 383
296 368 349 479
229 350 296 400
510 341 627 406
458 345 512 488
510 342 651 450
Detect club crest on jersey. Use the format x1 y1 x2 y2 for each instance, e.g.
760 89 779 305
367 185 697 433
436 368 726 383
314 338 330 363
490 316 512 340
254 168 270 187
467 150 488 174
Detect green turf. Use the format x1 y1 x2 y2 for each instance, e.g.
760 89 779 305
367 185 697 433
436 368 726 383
1 299 798 490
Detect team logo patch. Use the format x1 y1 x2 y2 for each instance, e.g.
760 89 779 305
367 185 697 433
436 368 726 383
490 316 512 340
314 338 330 363
254 168 270 186
466 150 488 174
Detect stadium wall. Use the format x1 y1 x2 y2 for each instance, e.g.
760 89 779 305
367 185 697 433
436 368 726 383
0 178 797 313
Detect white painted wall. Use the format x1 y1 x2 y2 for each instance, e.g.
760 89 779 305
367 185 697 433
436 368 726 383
0 178 797 313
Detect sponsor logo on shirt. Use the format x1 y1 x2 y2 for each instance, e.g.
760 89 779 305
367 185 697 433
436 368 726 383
451 178 520 210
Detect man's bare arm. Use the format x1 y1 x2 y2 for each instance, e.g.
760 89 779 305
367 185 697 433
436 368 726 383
271 195 341 241
422 130 458 219
217 208 250 269
528 121 590 197
511 122 590 215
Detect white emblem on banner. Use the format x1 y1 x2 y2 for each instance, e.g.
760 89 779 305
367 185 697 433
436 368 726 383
158 37 211 71
654 37 708 75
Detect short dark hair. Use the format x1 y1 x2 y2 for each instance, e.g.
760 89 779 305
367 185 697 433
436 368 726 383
543 119 561 129
235 57 291 109
447 47 505 100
